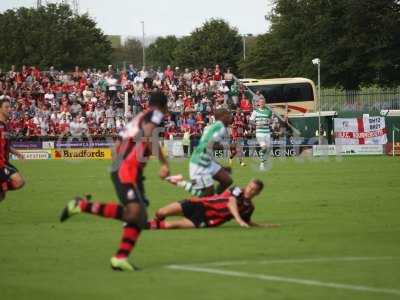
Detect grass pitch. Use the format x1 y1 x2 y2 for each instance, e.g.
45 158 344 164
0 156 399 300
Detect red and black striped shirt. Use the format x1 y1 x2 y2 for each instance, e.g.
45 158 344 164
194 187 255 227
0 121 10 168
113 109 164 184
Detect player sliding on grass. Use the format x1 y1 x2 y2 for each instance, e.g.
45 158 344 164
0 99 25 201
147 178 278 229
180 108 233 197
59 91 170 271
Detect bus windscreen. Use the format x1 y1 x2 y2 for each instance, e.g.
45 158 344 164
247 82 314 103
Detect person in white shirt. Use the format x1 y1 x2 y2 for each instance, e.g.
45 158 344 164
105 106 115 129
82 86 93 103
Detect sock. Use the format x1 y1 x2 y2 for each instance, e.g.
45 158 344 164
177 180 203 196
146 219 166 230
79 200 124 220
115 224 141 259
260 149 267 163
3 181 17 191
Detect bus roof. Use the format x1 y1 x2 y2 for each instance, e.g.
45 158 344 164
239 77 315 86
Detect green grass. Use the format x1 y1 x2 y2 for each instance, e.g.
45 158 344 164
0 156 399 300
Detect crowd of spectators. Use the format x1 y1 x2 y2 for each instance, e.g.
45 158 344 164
0 64 286 142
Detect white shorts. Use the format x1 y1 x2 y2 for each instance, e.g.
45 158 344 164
256 134 271 148
189 161 222 189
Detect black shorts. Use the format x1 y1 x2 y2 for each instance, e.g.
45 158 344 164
111 171 149 207
179 200 207 228
0 163 19 182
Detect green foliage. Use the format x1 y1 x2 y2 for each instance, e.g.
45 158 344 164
241 0 400 89
0 3 112 70
146 35 179 69
111 38 143 69
173 19 242 70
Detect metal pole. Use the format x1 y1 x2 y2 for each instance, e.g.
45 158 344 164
393 127 395 157
318 61 321 144
141 21 145 68
243 35 246 61
124 91 129 120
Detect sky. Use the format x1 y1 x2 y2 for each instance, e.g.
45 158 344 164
0 0 272 38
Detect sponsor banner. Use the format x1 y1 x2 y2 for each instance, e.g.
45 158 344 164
10 150 52 160
385 143 400 156
52 148 112 160
313 144 384 156
10 141 42 149
334 116 387 145
54 140 114 148
214 146 299 158
42 141 55 149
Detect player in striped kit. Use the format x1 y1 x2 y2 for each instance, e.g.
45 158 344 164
184 108 233 196
249 97 272 170
146 179 267 229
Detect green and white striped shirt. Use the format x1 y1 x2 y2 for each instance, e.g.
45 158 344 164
250 107 272 135
190 121 227 167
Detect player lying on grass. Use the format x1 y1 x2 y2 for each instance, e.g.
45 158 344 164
147 178 279 229
59 91 170 272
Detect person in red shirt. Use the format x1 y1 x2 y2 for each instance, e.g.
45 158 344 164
239 94 252 113
213 64 222 81
0 99 25 201
59 91 170 271
147 179 277 229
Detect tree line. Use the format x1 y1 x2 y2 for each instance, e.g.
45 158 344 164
1 1 399 89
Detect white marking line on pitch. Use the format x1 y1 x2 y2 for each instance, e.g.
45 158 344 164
199 256 398 267
166 264 400 297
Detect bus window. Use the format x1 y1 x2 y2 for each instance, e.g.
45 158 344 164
248 82 314 103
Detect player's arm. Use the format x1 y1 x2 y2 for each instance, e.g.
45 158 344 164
142 122 169 179
10 147 24 160
247 221 280 228
227 196 250 228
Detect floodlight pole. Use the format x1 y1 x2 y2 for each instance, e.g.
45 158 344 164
243 35 246 61
312 58 322 144
141 21 146 69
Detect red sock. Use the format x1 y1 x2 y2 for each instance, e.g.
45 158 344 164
116 224 141 258
79 200 124 220
147 219 166 230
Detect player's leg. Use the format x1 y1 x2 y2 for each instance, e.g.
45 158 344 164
229 143 237 165
212 162 233 194
155 201 184 220
8 172 25 190
162 218 196 229
234 140 246 166
0 164 25 201
189 162 216 196
257 134 271 170
147 200 191 229
111 172 150 271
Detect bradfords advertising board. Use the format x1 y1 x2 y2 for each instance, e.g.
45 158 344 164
51 148 112 160
334 116 387 145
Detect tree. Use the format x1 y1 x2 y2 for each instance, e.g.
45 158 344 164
146 36 179 69
173 19 242 71
240 0 400 89
0 3 112 70
111 38 143 69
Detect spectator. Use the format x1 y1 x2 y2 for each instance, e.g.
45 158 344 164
239 94 252 114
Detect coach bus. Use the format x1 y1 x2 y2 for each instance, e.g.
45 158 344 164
240 77 317 115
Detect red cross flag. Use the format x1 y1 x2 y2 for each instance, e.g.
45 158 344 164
334 116 387 145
